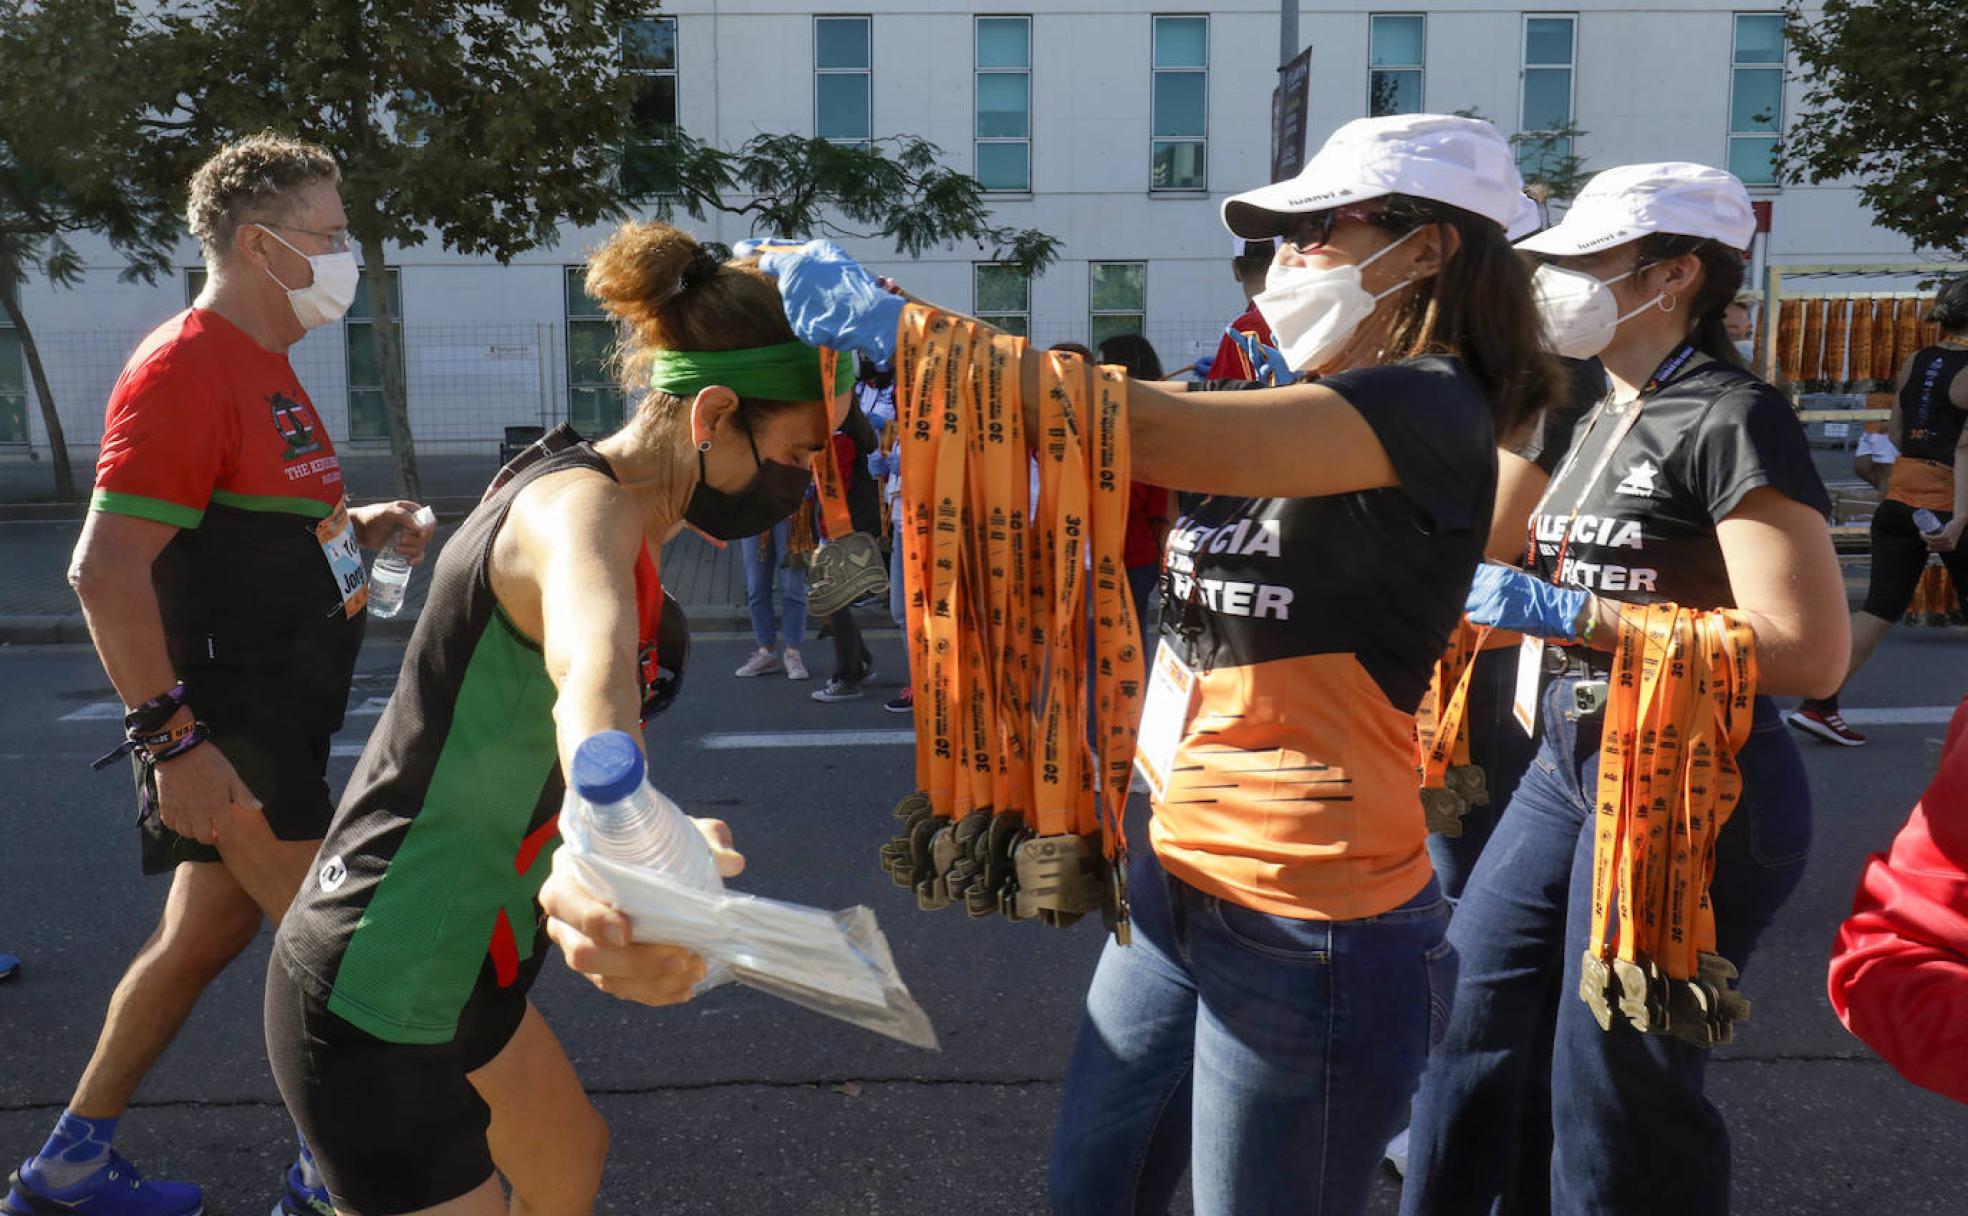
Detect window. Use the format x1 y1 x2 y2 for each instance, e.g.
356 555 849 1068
566 268 625 436
0 284 24 444
816 16 871 144
1151 16 1207 190
1518 15 1575 178
345 270 401 441
185 267 206 307
1088 262 1145 350
622 17 678 195
1369 15 1425 117
1729 13 1785 186
975 16 1031 192
974 264 1030 335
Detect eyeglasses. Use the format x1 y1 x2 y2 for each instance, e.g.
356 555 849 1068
1280 204 1422 253
255 222 353 254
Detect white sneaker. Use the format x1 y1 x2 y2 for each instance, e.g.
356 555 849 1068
734 647 782 678
783 648 810 681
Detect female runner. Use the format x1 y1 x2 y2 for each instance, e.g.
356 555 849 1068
263 222 842 1216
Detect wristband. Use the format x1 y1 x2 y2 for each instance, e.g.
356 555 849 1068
147 721 213 765
1576 594 1601 647
124 682 188 736
91 715 204 772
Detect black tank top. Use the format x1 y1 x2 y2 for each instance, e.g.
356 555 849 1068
1897 345 1968 466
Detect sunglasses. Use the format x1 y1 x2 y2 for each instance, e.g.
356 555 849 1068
1280 203 1423 253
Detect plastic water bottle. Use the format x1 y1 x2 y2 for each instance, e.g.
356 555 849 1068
1912 508 1944 538
367 505 437 619
569 730 723 892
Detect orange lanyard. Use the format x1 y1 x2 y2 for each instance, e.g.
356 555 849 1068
809 349 855 541
1584 603 1759 1009
1089 365 1144 855
1414 619 1492 790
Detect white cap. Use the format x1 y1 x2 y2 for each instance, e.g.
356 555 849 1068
1222 114 1528 238
1231 235 1282 259
1514 162 1756 255
1505 195 1542 242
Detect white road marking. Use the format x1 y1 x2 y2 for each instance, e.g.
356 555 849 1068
1835 707 1960 726
699 729 915 750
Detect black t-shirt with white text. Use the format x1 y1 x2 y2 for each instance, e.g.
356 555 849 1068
1525 360 1829 608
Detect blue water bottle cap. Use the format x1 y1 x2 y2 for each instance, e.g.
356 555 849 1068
572 730 646 803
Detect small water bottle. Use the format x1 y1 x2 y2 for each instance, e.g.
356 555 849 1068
368 505 437 619
1912 507 1944 538
569 730 723 892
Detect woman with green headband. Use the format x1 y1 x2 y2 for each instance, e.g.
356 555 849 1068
262 222 842 1216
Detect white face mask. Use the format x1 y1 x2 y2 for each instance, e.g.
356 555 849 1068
1733 338 1757 364
256 225 360 330
1253 227 1423 373
1530 261 1664 361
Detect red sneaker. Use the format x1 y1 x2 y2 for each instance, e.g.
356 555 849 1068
1785 705 1867 747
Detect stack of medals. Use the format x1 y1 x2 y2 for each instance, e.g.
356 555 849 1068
878 306 1145 943
1414 619 1493 837
1579 602 1759 1047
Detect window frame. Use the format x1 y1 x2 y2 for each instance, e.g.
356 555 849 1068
1517 13 1577 177
1087 261 1147 351
564 266 626 437
1368 13 1426 118
973 263 1031 336
344 268 402 443
621 15 681 198
1727 11 1786 188
974 15 1032 194
815 14 873 146
1149 14 1208 193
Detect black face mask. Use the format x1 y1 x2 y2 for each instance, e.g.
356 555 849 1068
683 426 813 541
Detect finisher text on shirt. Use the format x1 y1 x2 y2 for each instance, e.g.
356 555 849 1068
1164 515 1294 620
1529 509 1659 594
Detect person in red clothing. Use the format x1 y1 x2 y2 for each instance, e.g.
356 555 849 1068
1097 334 1175 638
1208 236 1292 384
1828 693 1968 1104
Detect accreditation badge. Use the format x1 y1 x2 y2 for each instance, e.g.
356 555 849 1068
315 498 369 618
1513 635 1544 737
1134 641 1198 802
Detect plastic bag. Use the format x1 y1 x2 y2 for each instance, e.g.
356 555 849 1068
555 802 938 1050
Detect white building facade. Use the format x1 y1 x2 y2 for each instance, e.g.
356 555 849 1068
0 0 1923 465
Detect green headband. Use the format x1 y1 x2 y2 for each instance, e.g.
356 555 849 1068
647 341 854 403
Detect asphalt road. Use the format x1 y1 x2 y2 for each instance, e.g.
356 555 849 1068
1 625 1964 1215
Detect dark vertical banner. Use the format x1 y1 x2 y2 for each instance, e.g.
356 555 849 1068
1270 45 1313 183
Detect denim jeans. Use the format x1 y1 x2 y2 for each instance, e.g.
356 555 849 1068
1426 646 1542 902
739 520 807 650
1402 675 1811 1216
889 516 910 681
1049 850 1456 1216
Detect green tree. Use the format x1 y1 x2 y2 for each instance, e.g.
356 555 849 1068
1781 0 1968 257
1512 120 1592 227
0 0 189 502
168 4 1057 499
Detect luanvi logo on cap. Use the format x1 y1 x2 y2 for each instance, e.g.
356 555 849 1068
1576 231 1630 250
1284 187 1356 208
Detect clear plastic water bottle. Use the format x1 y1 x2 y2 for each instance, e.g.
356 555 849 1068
569 730 723 892
368 505 437 619
1912 508 1944 538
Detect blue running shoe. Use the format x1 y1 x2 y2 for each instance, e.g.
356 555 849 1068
0 954 17 981
2 1152 202 1216
270 1161 333 1216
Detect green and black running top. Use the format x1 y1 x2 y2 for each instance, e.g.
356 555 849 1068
1899 344 1968 466
275 442 665 1045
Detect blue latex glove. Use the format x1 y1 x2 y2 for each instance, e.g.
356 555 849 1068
735 237 906 367
1464 563 1591 641
866 451 895 479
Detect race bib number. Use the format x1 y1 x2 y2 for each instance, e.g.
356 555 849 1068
1134 642 1198 802
1513 635 1544 737
316 499 369 618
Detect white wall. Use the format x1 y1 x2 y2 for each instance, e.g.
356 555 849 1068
4 0 1933 460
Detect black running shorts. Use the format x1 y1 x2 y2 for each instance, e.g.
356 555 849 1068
135 679 339 875
1862 499 1968 622
264 951 532 1216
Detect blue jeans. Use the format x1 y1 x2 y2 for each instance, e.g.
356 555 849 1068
889 516 910 681
739 521 807 650
1049 850 1455 1216
1426 646 1541 902
1402 676 1811 1216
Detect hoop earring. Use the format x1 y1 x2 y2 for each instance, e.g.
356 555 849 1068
697 439 712 453
1659 294 1678 315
